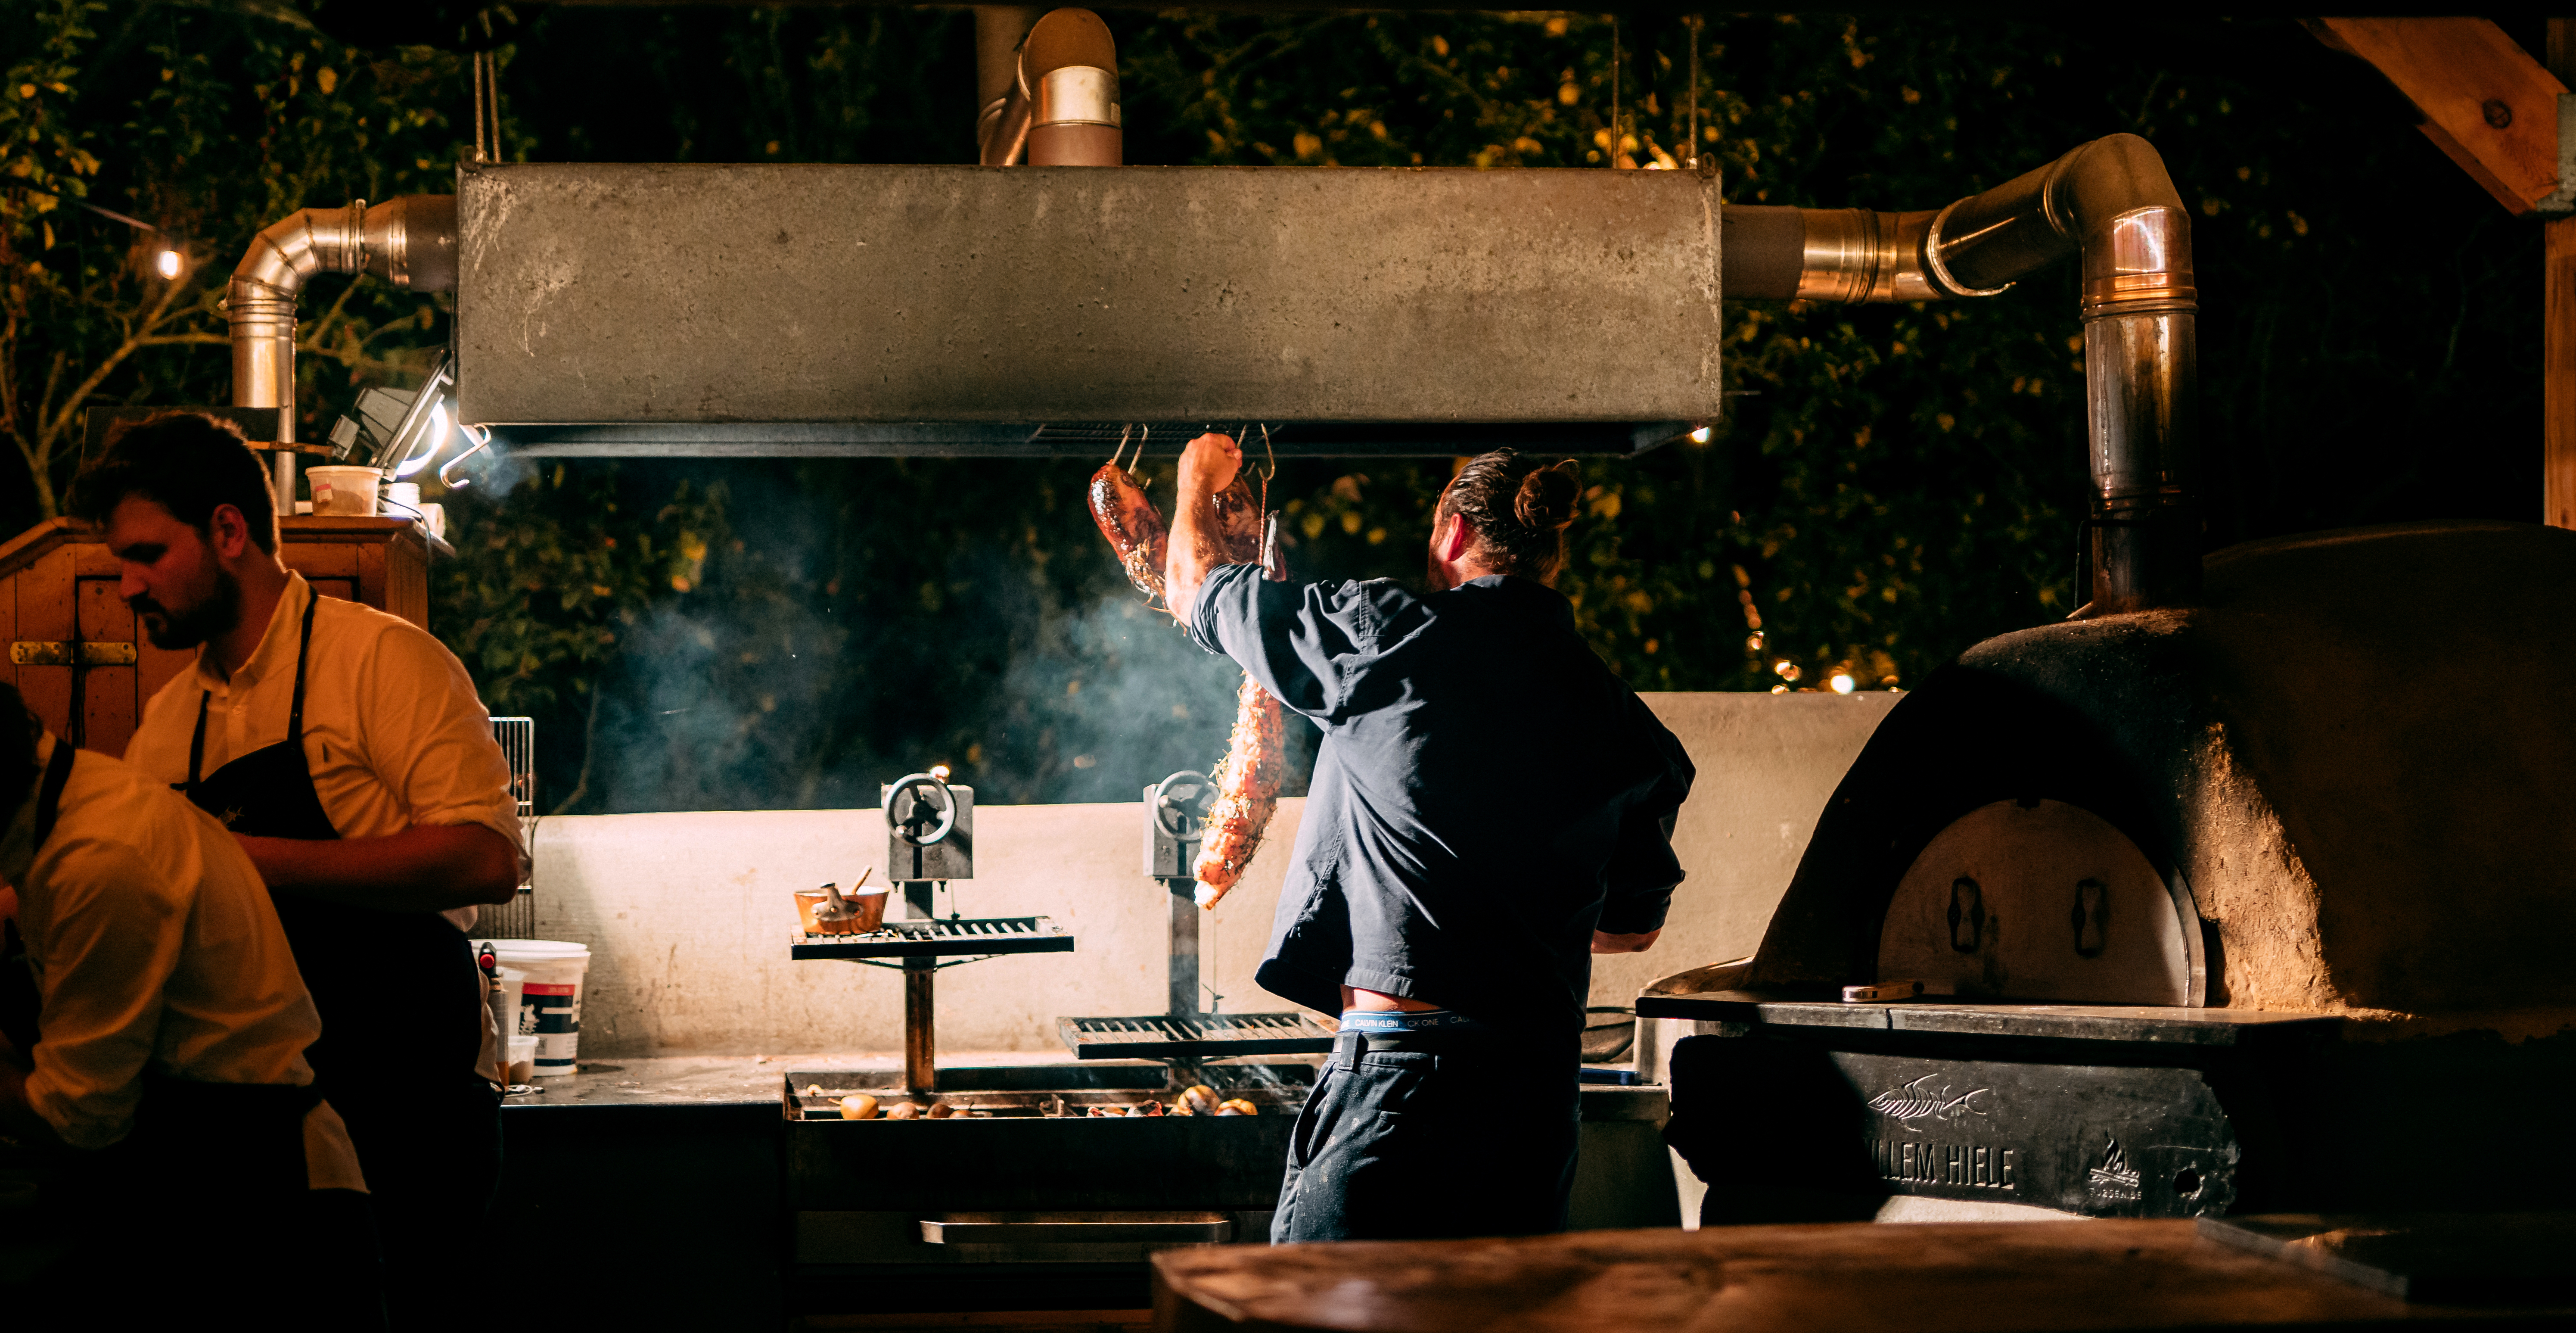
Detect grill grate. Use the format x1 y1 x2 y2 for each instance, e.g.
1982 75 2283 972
482 716 538 939
1057 1012 1337 1060
791 916 1075 961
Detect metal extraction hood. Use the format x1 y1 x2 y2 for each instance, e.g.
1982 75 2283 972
453 161 1723 458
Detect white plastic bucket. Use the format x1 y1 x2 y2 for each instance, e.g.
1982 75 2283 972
307 466 382 516
487 940 591 1077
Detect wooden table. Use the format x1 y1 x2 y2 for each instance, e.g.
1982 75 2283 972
1151 1221 2572 1333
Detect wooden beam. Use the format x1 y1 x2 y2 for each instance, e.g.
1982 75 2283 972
2550 19 2575 530
2309 18 2567 216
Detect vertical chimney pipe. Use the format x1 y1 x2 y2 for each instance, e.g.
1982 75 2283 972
1721 134 2199 614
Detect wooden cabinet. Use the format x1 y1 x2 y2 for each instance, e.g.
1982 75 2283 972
0 515 443 757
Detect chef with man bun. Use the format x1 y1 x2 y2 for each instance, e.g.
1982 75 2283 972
1165 435 1695 1242
70 413 525 1329
0 682 382 1328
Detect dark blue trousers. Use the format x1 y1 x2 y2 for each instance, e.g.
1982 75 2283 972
1271 1029 1580 1243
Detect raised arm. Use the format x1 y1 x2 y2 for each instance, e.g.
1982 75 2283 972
1165 432 1245 619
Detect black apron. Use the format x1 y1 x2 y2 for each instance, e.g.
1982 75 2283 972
177 592 486 1097
176 591 497 1332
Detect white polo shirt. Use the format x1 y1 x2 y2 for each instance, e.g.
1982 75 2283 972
124 572 530 919
2 736 319 1149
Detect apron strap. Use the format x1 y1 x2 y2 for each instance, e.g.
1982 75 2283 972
185 690 211 791
32 734 75 847
3 740 83 1054
287 587 318 741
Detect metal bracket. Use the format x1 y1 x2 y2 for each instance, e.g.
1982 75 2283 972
11 642 137 666
846 954 999 972
2542 93 2576 218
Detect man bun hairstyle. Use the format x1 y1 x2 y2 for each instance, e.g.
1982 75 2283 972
1439 448 1584 584
68 411 279 554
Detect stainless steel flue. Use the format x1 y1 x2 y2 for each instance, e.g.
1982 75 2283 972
228 195 458 505
1722 134 2198 612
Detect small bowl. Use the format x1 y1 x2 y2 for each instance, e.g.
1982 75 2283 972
841 887 889 934
795 886 892 935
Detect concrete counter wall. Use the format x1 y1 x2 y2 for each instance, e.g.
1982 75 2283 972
521 691 1896 1057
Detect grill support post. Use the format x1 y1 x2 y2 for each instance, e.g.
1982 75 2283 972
904 959 935 1093
1167 878 1199 1018
904 879 938 1093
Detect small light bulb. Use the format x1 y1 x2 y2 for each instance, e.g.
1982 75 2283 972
1689 426 1712 444
930 764 952 781
1830 673 1856 694
155 249 181 280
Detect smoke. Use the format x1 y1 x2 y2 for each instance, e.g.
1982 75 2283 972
455 456 1335 813
581 592 851 811
978 589 1318 804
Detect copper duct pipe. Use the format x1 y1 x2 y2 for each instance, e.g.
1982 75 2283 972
976 6 1120 167
974 6 1041 166
1722 134 2197 614
229 195 459 507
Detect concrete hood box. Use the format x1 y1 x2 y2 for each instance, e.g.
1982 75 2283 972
454 162 1721 455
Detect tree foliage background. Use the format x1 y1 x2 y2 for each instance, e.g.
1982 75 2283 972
2 3 2542 811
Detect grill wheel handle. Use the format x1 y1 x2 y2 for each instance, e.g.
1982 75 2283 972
1152 769 1212 844
884 772 959 847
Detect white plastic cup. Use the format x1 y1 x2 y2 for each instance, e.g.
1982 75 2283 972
487 939 592 1077
307 466 382 517
505 1033 538 1085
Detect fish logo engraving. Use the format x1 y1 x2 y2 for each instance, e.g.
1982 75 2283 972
1868 1074 1991 1127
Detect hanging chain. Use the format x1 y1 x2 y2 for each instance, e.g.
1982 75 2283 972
1609 15 1621 167
1686 16 1701 170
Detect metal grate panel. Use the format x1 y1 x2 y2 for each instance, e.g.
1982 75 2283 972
1057 1012 1337 1060
491 716 536 822
791 916 1075 961
483 716 537 938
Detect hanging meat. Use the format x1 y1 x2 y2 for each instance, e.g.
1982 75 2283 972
1193 674 1286 906
1088 451 1172 610
1081 430 1288 909
1190 439 1286 908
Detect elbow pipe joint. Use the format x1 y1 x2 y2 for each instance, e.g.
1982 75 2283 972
230 195 458 326
979 7 1119 166
228 196 457 502
1728 133 2197 614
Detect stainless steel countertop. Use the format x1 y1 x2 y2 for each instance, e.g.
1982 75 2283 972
502 1050 1186 1110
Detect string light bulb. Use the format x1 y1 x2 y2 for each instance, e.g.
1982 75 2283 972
155 248 181 280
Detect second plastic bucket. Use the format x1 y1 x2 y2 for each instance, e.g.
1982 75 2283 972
487 939 591 1077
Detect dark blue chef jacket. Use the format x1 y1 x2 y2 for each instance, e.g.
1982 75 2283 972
1189 563 1695 1036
